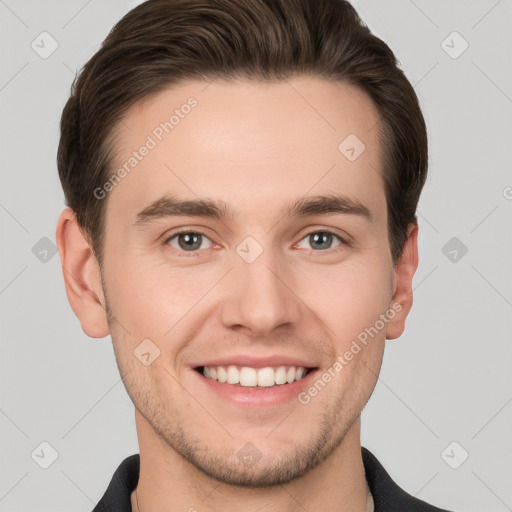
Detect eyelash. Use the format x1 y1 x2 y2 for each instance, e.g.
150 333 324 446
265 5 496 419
162 228 348 258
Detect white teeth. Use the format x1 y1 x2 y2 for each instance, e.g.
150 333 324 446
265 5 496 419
227 365 239 384
240 367 257 386
201 365 310 387
275 366 287 385
257 367 275 387
217 366 227 383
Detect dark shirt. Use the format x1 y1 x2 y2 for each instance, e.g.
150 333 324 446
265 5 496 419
92 446 453 511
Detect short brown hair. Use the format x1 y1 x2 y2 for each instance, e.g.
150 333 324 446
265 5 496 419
57 0 428 266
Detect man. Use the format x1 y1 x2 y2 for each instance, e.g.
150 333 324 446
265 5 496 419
55 0 452 510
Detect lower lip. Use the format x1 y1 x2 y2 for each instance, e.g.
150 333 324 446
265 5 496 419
193 368 319 408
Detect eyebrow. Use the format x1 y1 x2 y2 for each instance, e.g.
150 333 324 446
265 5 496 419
133 193 372 226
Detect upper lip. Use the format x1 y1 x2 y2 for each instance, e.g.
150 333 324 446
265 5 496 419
194 355 318 369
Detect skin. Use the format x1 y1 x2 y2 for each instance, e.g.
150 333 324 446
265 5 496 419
56 76 418 512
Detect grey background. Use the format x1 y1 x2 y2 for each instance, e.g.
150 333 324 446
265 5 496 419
1 0 511 510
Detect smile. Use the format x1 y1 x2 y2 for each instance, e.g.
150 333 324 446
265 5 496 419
196 365 315 388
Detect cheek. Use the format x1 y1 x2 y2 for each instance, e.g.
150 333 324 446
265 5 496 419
295 257 393 342
104 255 213 336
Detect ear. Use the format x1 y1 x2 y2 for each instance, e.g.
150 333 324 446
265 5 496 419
55 208 110 338
386 222 419 340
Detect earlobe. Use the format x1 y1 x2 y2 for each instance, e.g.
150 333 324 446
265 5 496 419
386 222 419 340
55 208 110 338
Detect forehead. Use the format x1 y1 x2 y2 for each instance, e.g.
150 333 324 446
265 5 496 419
106 76 386 224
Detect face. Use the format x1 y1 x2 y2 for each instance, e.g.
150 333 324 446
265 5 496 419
91 77 408 486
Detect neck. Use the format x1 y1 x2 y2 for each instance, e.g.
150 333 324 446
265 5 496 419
131 411 368 512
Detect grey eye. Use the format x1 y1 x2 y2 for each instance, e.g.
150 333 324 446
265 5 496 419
168 232 212 252
297 231 343 251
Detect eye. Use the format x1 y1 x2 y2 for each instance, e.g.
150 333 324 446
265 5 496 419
165 231 213 254
296 230 345 251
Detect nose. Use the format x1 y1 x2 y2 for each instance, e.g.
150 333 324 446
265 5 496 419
220 246 301 337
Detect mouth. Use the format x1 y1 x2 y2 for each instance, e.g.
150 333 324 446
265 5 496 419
194 365 318 388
